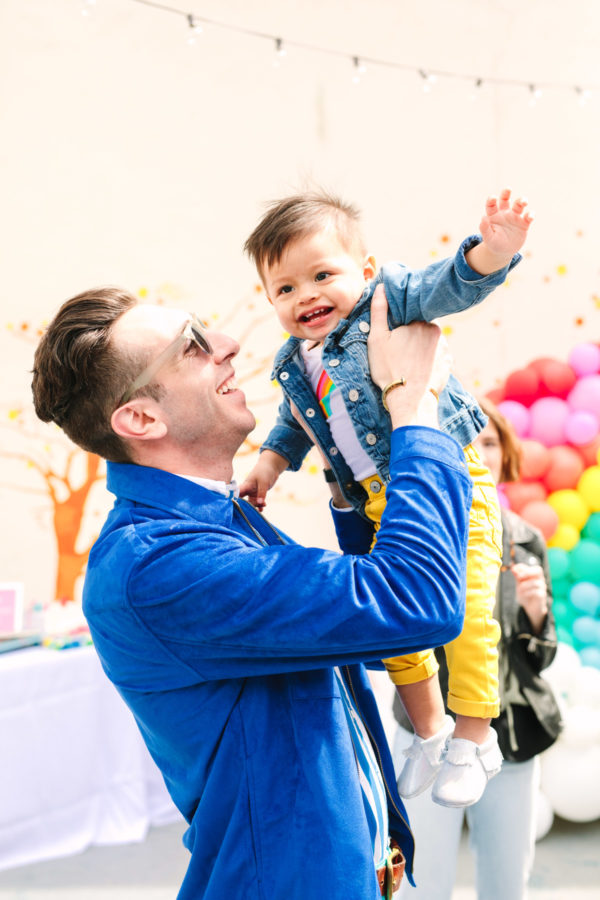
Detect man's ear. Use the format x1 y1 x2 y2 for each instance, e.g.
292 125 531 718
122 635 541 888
363 254 377 281
111 400 167 442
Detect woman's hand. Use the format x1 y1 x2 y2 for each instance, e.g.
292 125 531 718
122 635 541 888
512 562 549 633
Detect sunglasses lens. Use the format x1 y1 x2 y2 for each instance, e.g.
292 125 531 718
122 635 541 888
191 321 212 354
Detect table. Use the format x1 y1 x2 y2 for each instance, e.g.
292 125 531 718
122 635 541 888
0 645 182 872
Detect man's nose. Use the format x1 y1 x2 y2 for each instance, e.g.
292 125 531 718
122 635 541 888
208 331 240 362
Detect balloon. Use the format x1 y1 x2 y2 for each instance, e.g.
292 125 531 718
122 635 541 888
496 486 509 509
569 582 600 616
547 489 589 530
547 523 580 551
502 481 547 514
520 501 559 541
569 665 600 708
520 440 551 480
580 647 600 670
547 547 570 581
503 367 541 405
552 599 578 629
577 466 600 511
544 445 585 492
569 539 600 584
485 387 505 405
572 615 600 647
578 434 600 467
550 576 572 599
565 410 600 446
582 512 600 543
529 397 569 447
497 400 530 438
568 375 600 416
568 342 600 377
541 640 581 698
531 357 577 399
556 626 575 647
540 736 600 821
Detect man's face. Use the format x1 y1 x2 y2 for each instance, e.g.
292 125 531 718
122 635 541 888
262 228 375 343
112 304 255 456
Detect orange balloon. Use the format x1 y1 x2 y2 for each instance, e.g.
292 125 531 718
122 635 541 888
544 445 585 492
520 500 560 541
520 440 551 480
502 481 547 514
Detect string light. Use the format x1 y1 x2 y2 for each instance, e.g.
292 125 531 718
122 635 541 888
272 37 286 68
92 0 597 108
351 56 366 85
186 14 202 45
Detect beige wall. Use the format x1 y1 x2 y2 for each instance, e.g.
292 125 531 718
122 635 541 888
1 0 599 614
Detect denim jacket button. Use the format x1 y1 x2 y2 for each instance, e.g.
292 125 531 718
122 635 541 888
366 433 377 445
280 372 289 381
306 408 316 418
330 447 339 456
348 389 359 402
329 359 340 367
359 321 370 334
369 480 382 493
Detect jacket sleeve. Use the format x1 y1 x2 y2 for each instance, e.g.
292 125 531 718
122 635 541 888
374 235 521 326
128 428 472 680
260 395 314 471
330 503 375 555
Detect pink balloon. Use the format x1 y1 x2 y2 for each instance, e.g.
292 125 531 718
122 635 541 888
496 486 509 509
528 397 569 447
497 400 530 437
568 343 600 376
568 375 600 416
565 410 600 446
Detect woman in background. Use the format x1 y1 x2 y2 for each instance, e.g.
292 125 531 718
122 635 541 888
394 397 562 900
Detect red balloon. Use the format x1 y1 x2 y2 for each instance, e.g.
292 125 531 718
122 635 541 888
504 367 542 405
502 481 547 514
578 434 600 467
537 359 577 399
520 500 560 541
544 444 585 492
485 387 505 406
520 440 551 480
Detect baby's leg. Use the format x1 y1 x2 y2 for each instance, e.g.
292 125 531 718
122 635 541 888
432 443 503 807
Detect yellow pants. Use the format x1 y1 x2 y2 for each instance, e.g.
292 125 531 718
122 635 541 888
363 444 502 719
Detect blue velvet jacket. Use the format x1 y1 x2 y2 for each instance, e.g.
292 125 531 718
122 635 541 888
83 428 471 899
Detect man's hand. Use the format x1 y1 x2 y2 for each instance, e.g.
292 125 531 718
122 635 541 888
239 450 289 510
368 285 451 429
466 188 534 275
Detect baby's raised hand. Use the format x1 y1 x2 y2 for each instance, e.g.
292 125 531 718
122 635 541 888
480 188 534 259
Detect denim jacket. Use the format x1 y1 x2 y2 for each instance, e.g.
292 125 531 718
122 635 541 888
262 235 520 515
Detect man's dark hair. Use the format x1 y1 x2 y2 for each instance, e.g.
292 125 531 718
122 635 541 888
32 286 159 463
244 190 366 282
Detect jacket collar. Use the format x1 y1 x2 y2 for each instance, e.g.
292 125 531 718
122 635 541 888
106 461 235 525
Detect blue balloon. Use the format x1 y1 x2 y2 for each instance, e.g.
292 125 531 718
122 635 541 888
572 615 600 646
569 582 600 616
579 646 600 669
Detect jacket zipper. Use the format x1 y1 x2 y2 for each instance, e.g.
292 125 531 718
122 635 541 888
344 665 412 836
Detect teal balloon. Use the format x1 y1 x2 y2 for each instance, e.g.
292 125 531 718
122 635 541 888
548 547 570 582
579 646 600 669
582 511 600 543
551 577 572 600
569 539 600 584
572 615 600 646
556 625 574 646
552 599 578 629
569 582 600 616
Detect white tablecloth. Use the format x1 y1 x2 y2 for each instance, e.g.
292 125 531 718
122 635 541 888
0 645 182 872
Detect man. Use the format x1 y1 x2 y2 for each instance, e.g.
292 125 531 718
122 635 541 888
32 284 472 898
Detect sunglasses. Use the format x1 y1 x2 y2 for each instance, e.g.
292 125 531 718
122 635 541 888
117 314 213 407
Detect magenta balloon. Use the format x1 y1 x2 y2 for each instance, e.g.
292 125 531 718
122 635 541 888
568 375 600 416
565 410 600 446
497 400 530 437
528 397 569 447
568 343 600 376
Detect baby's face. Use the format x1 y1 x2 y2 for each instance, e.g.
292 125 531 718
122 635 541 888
262 228 375 343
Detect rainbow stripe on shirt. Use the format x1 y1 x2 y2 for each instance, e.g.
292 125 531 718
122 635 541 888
316 370 336 419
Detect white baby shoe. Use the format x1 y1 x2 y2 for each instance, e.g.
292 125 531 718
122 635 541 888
431 729 503 808
396 715 455 799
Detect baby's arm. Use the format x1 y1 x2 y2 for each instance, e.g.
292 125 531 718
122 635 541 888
240 450 289 510
465 188 533 275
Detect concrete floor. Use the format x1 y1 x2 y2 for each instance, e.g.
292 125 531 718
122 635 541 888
0 815 598 899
